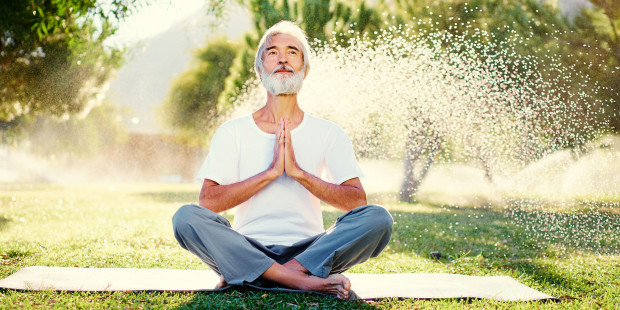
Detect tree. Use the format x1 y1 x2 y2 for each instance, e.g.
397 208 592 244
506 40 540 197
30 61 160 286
166 0 388 141
0 0 142 142
382 0 619 201
572 0 619 131
159 37 238 145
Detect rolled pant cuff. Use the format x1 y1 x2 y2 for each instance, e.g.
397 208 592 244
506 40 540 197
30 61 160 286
229 259 276 286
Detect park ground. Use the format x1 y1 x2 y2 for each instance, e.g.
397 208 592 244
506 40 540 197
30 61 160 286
0 182 618 309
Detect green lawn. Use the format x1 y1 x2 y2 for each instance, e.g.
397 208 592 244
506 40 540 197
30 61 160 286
0 183 618 309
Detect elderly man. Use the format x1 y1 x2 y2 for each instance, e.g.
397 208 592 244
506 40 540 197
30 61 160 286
172 21 392 299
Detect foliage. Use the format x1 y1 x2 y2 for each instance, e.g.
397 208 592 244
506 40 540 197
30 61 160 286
0 0 142 142
159 37 238 146
385 0 619 133
570 0 620 131
217 0 388 107
190 0 618 202
165 0 391 140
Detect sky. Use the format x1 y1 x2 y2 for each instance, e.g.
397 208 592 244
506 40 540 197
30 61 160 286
105 0 215 47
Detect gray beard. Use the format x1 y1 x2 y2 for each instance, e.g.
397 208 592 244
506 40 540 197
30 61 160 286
261 68 305 95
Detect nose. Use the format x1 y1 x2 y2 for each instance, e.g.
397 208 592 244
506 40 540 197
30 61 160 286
278 52 288 64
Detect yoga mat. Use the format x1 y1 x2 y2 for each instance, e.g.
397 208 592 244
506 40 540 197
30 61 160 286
0 266 555 301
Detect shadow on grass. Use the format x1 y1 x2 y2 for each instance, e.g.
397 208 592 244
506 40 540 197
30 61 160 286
0 215 10 231
178 288 376 309
135 191 198 204
323 203 541 261
340 202 617 260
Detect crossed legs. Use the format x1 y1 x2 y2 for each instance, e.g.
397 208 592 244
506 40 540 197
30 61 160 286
172 204 392 299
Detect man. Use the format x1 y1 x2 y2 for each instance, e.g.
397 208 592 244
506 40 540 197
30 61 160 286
172 21 392 300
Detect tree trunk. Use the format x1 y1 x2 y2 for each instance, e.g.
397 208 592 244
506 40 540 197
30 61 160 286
399 130 442 203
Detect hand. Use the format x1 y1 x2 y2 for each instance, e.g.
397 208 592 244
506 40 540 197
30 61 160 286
283 117 304 180
269 118 285 179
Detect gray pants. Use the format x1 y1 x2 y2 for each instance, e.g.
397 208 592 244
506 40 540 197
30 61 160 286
172 204 393 286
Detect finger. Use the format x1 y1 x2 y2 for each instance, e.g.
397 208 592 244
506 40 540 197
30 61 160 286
277 118 283 135
277 120 285 144
285 121 292 144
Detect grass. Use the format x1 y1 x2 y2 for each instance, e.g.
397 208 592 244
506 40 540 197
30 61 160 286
0 182 618 309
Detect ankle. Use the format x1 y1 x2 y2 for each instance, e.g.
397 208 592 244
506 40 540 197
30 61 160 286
296 274 323 291
283 259 309 274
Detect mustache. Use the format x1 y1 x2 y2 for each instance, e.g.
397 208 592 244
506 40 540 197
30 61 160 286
271 64 295 74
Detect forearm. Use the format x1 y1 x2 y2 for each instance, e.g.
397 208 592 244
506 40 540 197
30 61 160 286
199 169 280 213
292 172 367 212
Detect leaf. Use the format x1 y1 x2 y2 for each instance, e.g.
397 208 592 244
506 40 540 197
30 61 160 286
36 27 43 40
41 21 49 35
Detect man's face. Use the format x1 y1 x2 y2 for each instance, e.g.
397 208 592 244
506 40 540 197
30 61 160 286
262 33 304 75
260 33 305 95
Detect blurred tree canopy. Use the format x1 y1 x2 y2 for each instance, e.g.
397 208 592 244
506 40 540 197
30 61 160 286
164 0 618 202
166 0 617 142
158 37 238 146
0 0 143 142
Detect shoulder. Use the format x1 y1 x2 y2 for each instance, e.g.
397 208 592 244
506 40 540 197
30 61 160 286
301 114 353 148
304 114 344 134
208 116 253 148
219 115 252 130
214 115 253 135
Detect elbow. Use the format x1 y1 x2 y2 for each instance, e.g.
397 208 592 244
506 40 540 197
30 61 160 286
198 193 215 211
356 197 368 209
198 197 208 209
344 194 367 211
358 191 368 207
198 190 208 208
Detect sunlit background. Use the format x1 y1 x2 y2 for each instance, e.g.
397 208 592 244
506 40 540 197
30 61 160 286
0 0 618 253
1 2 619 308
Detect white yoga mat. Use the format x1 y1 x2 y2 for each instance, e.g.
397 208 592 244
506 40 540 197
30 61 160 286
0 266 555 301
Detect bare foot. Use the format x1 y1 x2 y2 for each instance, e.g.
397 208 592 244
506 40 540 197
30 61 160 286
215 275 228 289
325 274 351 300
260 263 351 299
302 274 351 300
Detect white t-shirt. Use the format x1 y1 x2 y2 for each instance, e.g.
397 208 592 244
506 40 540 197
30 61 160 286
196 114 364 246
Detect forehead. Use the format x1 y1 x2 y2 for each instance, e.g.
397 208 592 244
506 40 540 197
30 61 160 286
266 33 303 50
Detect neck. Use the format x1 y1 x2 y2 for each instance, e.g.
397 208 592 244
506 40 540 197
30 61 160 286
259 92 303 123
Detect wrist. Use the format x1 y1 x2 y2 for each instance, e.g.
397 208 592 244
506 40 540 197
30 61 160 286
288 166 305 182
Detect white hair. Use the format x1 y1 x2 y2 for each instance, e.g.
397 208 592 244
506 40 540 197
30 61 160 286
255 21 311 79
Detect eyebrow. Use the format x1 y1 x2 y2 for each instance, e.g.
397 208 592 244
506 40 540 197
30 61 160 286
266 45 300 52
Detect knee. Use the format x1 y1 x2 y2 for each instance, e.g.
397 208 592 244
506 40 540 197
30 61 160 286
172 204 229 233
172 204 206 231
359 205 393 234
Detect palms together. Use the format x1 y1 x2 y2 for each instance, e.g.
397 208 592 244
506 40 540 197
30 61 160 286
272 117 302 179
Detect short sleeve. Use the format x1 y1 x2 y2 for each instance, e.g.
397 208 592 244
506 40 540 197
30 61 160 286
195 125 239 185
324 126 364 184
